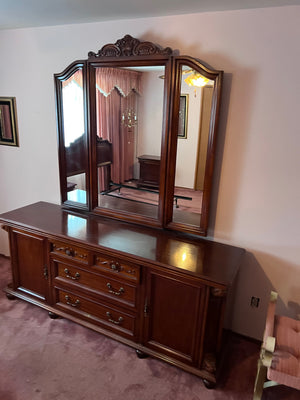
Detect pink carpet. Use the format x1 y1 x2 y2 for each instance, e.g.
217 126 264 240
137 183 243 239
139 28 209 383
0 255 298 400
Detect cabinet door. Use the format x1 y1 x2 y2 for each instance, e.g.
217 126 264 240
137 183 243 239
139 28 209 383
143 269 206 366
10 229 48 302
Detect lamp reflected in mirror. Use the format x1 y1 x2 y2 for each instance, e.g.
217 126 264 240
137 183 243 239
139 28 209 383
184 71 210 88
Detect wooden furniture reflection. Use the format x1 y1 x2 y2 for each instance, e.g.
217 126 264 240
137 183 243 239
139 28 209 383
97 138 112 192
138 155 161 189
1 202 244 388
65 135 86 177
65 136 112 193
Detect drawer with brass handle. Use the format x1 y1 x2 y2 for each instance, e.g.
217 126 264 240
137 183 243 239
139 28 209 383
55 261 137 307
56 289 136 338
93 254 140 282
50 240 89 264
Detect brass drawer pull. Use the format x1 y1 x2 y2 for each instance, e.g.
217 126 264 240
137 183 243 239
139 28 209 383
110 261 123 272
54 245 74 257
106 282 124 296
65 295 80 308
96 259 122 272
64 268 80 281
53 244 87 260
106 311 123 325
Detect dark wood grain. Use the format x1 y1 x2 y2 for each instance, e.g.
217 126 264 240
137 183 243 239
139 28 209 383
143 268 205 365
9 228 48 302
0 201 244 285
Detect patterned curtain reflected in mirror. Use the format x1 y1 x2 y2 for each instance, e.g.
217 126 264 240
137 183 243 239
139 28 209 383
95 68 141 190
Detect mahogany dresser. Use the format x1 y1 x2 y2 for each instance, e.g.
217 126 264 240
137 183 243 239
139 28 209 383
0 201 244 387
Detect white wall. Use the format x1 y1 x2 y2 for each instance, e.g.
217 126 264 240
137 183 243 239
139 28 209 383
138 70 164 157
0 6 299 340
175 81 202 188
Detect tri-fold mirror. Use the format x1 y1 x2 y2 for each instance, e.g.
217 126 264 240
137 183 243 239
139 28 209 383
54 35 223 236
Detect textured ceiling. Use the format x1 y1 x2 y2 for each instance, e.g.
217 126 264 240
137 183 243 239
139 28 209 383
1 0 300 30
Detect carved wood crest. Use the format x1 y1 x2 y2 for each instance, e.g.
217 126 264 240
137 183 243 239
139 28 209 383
88 34 173 58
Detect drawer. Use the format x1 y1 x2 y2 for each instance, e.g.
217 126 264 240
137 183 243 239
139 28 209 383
56 289 137 338
50 240 89 264
94 253 140 282
54 261 137 307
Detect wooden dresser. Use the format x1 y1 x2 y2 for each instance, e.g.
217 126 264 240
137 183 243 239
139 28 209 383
0 201 244 387
137 155 161 189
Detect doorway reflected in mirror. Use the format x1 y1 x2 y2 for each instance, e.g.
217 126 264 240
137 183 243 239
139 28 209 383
173 66 214 226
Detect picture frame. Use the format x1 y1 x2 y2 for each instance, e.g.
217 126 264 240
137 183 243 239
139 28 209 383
178 94 188 139
0 97 19 146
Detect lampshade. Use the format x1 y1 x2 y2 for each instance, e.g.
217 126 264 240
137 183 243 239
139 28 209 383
184 72 209 88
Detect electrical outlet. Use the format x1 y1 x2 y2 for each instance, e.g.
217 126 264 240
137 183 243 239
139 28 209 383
250 296 260 308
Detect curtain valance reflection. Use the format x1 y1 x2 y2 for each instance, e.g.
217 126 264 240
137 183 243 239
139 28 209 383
96 68 141 188
62 70 83 88
96 68 142 97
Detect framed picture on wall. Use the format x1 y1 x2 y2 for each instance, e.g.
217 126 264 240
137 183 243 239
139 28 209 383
0 97 19 147
178 94 188 139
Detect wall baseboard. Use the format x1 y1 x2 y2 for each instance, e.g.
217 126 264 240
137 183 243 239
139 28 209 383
0 254 10 259
225 329 260 345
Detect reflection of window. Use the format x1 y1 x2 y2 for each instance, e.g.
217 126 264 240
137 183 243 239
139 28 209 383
62 81 84 147
67 214 87 236
99 230 157 259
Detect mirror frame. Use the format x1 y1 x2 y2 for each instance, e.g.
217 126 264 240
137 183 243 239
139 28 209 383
54 61 90 210
164 56 223 235
54 35 223 236
88 57 172 228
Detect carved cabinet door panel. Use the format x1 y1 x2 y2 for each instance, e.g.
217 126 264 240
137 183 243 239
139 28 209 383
9 229 49 302
143 268 206 366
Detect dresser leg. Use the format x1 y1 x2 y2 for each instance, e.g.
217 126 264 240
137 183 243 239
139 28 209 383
203 379 216 389
136 349 149 359
48 311 59 319
6 293 16 300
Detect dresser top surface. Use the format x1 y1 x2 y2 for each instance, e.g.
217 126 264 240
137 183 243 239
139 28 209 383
0 201 245 286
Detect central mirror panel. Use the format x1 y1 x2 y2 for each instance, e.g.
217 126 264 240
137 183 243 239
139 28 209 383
94 65 165 220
